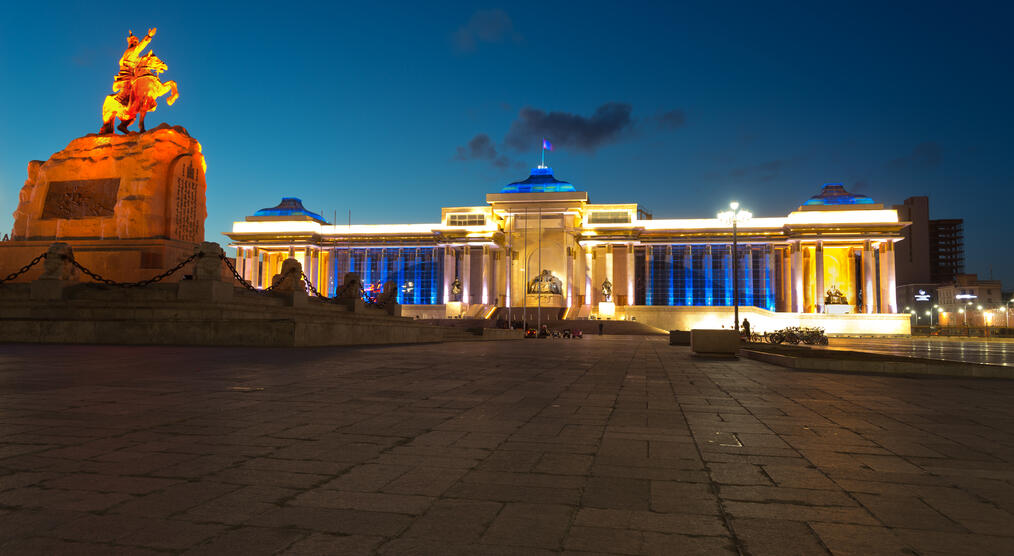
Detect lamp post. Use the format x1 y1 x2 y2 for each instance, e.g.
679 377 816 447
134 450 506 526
718 202 752 332
926 310 933 327
959 307 966 326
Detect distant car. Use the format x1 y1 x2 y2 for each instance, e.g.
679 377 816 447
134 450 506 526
562 328 572 338
525 328 537 338
573 329 583 339
551 329 561 338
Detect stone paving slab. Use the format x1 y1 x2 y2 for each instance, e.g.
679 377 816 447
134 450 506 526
1 337 1013 554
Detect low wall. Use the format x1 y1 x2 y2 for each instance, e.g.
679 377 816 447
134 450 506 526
400 305 448 320
621 305 911 336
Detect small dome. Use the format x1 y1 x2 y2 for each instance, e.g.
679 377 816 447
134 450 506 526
804 184 874 206
254 197 327 222
501 167 577 193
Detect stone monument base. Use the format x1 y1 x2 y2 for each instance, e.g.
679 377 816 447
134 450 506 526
0 238 199 283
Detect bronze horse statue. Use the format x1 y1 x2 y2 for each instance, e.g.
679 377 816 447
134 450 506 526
99 52 178 134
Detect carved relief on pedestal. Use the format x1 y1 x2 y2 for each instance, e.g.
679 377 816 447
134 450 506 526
168 155 202 243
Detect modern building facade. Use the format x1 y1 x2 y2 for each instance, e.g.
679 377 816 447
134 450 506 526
225 169 911 334
892 196 965 310
936 273 1006 327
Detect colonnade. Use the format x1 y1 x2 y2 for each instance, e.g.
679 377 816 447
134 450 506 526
231 239 899 314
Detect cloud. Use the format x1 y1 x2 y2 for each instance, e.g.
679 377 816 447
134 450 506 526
504 102 634 152
729 159 788 183
888 141 943 170
453 9 521 52
653 109 686 130
455 133 511 168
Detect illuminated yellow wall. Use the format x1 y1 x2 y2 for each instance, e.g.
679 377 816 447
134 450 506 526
822 246 856 306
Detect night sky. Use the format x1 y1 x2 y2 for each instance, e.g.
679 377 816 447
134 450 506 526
2 2 1012 285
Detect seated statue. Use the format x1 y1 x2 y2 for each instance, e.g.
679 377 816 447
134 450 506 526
528 269 562 295
825 284 848 305
601 278 613 302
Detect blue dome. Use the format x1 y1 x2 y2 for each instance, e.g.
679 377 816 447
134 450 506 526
804 184 874 206
254 198 327 222
501 167 577 193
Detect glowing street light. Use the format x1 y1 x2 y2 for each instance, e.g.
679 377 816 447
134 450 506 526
925 309 933 327
718 201 752 333
959 307 966 326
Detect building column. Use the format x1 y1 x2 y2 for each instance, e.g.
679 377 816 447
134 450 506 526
605 245 614 298
780 247 791 312
481 246 491 305
791 241 803 312
743 246 753 308
704 245 713 306
763 245 774 310
683 245 692 305
566 245 575 307
443 247 455 303
584 245 593 305
461 246 471 304
863 239 877 313
815 241 824 314
504 247 512 307
626 245 635 306
886 241 898 313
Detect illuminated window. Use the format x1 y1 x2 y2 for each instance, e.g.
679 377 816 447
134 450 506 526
588 211 631 224
448 214 485 226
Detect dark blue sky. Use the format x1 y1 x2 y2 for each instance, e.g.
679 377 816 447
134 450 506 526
2 1 1012 285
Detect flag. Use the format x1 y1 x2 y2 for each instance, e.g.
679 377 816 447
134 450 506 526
542 138 553 151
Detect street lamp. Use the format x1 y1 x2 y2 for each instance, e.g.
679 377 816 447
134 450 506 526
925 310 933 327
718 201 752 332
959 307 966 326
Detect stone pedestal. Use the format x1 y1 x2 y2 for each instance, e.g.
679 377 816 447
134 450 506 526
30 280 75 301
2 125 207 284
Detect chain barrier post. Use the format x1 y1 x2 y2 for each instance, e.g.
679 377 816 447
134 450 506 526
178 242 234 302
29 243 79 300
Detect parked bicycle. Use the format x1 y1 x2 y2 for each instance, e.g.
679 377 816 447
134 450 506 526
767 326 828 345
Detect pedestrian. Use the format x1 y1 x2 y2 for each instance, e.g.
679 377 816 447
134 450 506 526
742 318 751 340
598 322 604 335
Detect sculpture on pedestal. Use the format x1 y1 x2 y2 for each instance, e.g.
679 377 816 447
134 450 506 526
528 269 562 295
825 284 847 305
601 278 613 302
99 28 179 134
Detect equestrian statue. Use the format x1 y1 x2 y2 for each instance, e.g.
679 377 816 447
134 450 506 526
99 28 179 134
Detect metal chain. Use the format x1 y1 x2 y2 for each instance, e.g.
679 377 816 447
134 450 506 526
0 253 45 284
72 252 202 288
220 254 296 294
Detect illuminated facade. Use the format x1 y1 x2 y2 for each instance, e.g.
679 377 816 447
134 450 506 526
225 170 911 333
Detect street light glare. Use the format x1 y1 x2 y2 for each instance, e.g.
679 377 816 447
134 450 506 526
730 201 739 210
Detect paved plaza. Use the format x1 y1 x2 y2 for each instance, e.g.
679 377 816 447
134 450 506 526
1 336 1013 555
827 337 1014 367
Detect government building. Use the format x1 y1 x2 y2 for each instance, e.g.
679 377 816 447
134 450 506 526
225 167 911 334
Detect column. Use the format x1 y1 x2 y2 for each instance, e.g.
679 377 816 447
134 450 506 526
443 247 455 303
764 246 775 310
481 246 491 305
683 245 692 306
566 245 575 307
781 247 792 312
704 245 713 306
584 245 593 305
461 246 471 304
605 245 614 296
886 241 898 313
743 246 753 308
626 245 635 306
791 241 803 312
863 239 877 314
815 241 824 314
504 247 512 307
